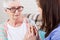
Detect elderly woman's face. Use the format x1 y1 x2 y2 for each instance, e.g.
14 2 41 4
5 1 24 20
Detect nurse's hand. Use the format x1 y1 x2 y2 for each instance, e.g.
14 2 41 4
24 25 41 40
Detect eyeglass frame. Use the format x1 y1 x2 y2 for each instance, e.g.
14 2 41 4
6 6 24 13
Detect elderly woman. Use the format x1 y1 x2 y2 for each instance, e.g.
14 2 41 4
0 0 41 40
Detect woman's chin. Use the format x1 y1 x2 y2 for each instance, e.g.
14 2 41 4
13 17 19 20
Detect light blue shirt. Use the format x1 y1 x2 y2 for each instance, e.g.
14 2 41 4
39 30 45 40
45 24 60 40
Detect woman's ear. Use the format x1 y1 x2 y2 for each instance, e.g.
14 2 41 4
5 9 7 12
4 9 7 13
4 9 10 14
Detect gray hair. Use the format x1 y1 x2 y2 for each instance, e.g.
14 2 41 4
3 0 23 8
3 0 14 8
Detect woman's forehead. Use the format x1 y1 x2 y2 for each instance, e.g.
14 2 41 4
7 1 23 8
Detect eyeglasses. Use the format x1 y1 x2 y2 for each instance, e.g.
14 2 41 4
7 6 24 13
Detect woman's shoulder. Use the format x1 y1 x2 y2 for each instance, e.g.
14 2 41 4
0 22 7 38
45 24 60 40
51 25 60 40
0 22 6 30
51 24 60 34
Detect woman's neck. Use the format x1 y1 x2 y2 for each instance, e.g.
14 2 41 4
8 17 24 27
